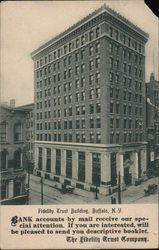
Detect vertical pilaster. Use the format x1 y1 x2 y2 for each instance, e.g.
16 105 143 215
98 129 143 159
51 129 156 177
72 151 78 183
61 149 66 177
101 153 111 185
42 147 46 172
130 151 138 184
141 149 147 175
85 152 92 189
99 153 111 195
116 153 125 188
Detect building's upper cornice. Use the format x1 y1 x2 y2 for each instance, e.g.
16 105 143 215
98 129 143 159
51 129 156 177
31 4 149 59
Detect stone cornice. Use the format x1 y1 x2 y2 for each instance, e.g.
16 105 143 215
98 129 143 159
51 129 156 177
31 4 149 60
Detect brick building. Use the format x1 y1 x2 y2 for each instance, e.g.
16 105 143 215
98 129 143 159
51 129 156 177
146 73 159 168
17 103 35 172
31 5 149 194
0 101 32 204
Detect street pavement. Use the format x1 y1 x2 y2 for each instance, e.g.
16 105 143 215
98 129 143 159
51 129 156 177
28 174 158 205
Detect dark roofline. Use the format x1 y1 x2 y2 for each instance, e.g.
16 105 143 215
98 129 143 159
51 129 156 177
0 103 34 112
16 103 34 110
31 4 149 58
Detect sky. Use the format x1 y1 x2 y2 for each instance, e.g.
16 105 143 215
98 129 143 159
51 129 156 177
1 0 159 106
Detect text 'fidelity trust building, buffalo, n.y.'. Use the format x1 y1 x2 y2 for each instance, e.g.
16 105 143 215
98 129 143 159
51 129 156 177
31 5 149 195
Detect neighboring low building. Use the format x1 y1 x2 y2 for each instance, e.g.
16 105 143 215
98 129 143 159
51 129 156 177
17 103 35 173
0 100 33 205
146 73 159 168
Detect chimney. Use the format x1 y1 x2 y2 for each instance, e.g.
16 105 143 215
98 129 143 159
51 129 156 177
10 99 15 108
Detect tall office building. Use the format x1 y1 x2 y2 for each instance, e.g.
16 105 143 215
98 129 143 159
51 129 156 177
31 5 149 194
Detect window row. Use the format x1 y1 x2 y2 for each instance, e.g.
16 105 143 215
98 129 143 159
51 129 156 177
110 66 143 80
110 132 143 144
36 72 101 93
0 149 23 171
109 29 143 53
36 132 101 144
110 118 143 129
35 28 101 69
0 122 22 143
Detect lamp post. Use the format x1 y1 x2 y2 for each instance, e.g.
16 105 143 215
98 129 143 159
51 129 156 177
41 176 43 205
118 171 122 204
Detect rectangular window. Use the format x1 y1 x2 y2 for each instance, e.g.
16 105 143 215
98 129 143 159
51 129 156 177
96 58 100 68
0 123 7 142
81 105 85 115
69 121 72 129
110 118 114 128
110 103 114 113
96 118 101 128
96 42 100 53
90 133 94 143
76 38 80 48
109 27 113 37
14 123 22 142
89 60 93 70
81 77 85 88
81 35 85 45
90 118 94 128
96 88 100 98
89 104 94 114
89 89 94 100
76 106 80 115
96 27 100 38
89 31 94 41
81 64 85 73
76 93 79 102
76 133 80 142
76 120 80 129
96 133 101 144
96 103 101 113
81 91 85 101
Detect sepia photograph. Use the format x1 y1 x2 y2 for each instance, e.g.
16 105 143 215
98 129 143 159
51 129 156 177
0 1 159 249
1 0 159 206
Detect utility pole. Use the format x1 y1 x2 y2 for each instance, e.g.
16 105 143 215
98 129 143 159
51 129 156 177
95 185 98 199
118 171 121 204
41 176 43 205
27 164 30 205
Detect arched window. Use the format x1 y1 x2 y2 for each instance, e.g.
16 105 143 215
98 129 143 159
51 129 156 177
0 149 8 171
14 149 22 169
14 123 22 142
0 122 8 142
